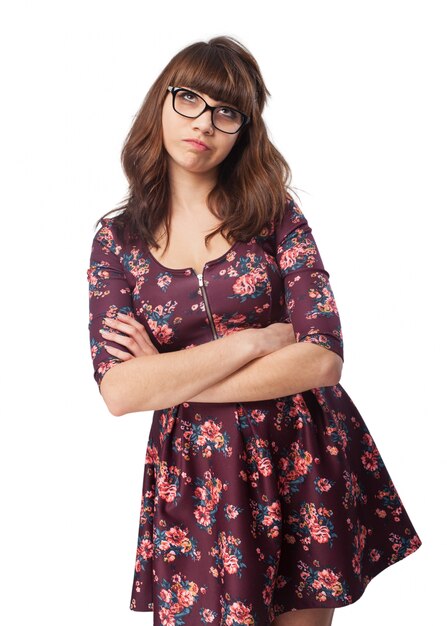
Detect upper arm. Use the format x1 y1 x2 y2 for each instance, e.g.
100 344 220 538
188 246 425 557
275 199 344 379
87 218 134 397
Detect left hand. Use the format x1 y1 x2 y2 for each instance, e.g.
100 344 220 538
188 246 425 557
100 312 159 362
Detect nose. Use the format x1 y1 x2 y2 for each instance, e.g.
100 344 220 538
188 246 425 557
192 109 214 134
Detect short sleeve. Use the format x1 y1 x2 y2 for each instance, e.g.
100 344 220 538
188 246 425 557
87 218 134 393
275 199 344 362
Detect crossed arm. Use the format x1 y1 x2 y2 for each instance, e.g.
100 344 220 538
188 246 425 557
185 340 342 403
100 325 342 416
91 204 344 417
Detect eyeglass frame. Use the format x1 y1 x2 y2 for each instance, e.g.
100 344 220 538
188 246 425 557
167 85 250 134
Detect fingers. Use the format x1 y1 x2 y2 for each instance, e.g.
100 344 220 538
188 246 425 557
101 313 157 357
103 343 134 360
110 313 153 346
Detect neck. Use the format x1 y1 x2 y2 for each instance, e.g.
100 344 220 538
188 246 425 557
168 160 218 218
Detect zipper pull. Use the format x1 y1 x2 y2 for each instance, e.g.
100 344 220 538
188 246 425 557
197 273 203 286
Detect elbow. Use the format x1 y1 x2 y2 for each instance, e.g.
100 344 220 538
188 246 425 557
99 368 127 416
100 382 124 416
321 353 343 386
99 367 159 415
106 399 125 417
96 356 162 414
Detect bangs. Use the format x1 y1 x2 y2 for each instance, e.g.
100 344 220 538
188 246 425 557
169 46 255 116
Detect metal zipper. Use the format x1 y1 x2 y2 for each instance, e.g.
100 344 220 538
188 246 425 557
196 269 219 340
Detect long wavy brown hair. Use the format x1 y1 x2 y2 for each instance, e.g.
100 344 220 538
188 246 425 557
95 35 301 252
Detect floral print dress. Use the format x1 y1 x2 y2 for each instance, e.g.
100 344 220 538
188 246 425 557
87 198 422 626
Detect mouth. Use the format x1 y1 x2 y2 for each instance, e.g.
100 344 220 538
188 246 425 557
183 139 210 151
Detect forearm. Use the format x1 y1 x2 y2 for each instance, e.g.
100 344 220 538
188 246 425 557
185 342 338 403
100 330 260 415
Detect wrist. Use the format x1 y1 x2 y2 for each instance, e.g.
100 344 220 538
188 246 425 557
239 328 263 360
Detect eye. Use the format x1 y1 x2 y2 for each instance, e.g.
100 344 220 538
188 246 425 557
217 107 238 119
181 91 197 102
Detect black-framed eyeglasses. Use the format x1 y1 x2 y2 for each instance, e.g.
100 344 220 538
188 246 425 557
167 85 250 134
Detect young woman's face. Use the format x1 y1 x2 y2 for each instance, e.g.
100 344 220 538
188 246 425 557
161 86 240 176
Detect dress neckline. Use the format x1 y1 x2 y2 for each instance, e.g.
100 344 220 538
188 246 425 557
144 239 242 276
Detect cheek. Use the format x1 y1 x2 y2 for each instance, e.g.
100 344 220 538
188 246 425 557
219 134 238 151
221 138 238 158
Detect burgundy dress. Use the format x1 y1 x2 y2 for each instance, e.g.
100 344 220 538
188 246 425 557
87 198 422 625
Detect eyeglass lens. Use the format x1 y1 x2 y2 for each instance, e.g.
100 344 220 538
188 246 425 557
174 89 243 133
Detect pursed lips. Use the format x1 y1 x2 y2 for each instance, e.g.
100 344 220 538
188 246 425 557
183 139 210 150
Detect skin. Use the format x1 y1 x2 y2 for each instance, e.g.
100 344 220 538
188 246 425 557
100 87 339 624
160 84 240 217
150 85 245 274
100 86 341 401
102 83 248 365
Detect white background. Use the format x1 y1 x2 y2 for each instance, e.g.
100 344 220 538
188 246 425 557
1 1 443 624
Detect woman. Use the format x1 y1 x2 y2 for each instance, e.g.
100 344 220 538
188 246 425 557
87 36 422 626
